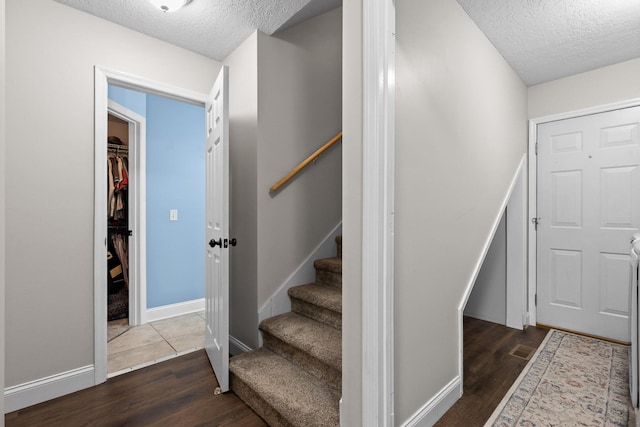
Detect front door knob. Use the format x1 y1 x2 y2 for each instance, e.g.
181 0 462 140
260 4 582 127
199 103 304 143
209 238 222 248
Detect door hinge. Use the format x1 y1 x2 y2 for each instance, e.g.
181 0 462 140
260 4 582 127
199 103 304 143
534 294 537 306
531 217 541 231
535 142 538 155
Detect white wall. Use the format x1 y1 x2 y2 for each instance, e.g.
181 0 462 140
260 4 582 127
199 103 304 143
341 0 363 424
394 0 528 423
5 0 220 389
256 7 343 308
0 0 6 421
224 31 260 349
528 58 640 118
464 213 507 325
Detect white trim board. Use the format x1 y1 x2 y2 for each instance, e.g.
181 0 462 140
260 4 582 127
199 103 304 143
5 366 95 413
400 377 462 427
361 0 396 425
527 98 640 325
229 335 253 356
258 222 342 336
95 66 210 386
145 298 205 323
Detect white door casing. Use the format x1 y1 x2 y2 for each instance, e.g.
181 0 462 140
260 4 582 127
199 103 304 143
205 66 230 392
107 100 147 328
536 105 640 342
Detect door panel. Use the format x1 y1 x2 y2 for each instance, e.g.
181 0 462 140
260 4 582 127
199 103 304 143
537 106 640 342
205 66 229 392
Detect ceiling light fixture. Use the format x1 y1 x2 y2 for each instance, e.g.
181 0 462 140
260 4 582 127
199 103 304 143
149 0 188 12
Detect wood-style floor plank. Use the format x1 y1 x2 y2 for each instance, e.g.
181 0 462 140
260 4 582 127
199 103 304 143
5 350 267 427
435 316 548 426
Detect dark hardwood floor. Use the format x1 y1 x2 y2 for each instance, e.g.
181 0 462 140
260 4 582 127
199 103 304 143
5 318 547 427
435 316 548 426
5 350 267 427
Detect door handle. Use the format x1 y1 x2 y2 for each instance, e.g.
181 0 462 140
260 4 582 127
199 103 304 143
223 238 237 248
209 238 222 248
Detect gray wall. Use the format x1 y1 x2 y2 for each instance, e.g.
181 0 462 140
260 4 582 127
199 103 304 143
5 0 220 387
394 0 528 422
223 9 343 349
341 0 363 424
256 7 342 307
464 213 507 325
224 31 260 349
0 0 5 420
528 58 640 118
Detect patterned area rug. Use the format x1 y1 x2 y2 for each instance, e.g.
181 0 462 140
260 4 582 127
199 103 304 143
485 329 633 426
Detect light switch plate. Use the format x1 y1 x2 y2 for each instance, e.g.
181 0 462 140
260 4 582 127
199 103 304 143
170 209 178 221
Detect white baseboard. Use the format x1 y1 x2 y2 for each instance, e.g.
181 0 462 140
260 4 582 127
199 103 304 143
401 376 462 427
5 365 95 413
229 335 253 356
145 298 205 323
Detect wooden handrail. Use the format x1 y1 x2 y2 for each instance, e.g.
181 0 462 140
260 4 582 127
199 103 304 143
269 131 342 193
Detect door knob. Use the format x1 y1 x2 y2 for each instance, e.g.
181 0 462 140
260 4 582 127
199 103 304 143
209 238 222 248
223 238 237 248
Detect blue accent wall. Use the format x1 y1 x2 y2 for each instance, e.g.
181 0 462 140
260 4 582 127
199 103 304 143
108 85 146 117
145 94 205 308
108 85 205 309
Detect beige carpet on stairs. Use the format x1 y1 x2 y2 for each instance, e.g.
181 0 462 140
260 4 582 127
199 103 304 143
230 235 342 427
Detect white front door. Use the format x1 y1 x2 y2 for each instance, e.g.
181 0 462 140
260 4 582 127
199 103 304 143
536 106 640 342
205 66 230 391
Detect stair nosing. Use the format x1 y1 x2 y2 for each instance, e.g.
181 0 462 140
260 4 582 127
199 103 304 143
260 312 341 371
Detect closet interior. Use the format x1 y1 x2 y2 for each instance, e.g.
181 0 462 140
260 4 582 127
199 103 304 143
107 114 130 321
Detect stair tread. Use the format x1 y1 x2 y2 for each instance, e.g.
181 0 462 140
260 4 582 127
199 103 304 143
288 283 342 314
314 257 342 273
260 312 341 371
230 348 339 426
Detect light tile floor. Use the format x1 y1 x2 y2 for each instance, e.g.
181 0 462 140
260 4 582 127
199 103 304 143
107 311 206 377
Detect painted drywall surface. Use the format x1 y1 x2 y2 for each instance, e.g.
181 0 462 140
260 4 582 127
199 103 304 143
394 0 528 422
223 31 260 348
108 85 147 117
5 0 220 387
256 7 342 307
146 94 205 308
0 0 6 420
528 57 640 118
341 0 363 424
464 213 507 325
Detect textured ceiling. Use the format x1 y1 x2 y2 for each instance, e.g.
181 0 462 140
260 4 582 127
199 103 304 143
456 0 640 85
54 0 640 85
54 0 342 62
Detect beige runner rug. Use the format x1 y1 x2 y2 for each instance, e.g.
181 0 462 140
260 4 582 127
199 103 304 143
485 329 633 426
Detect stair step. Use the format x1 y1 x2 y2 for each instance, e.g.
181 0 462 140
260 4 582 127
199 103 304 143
314 257 342 288
289 283 342 329
230 348 339 427
260 312 341 392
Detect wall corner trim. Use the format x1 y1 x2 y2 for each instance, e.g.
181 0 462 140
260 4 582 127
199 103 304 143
400 376 462 427
4 365 95 414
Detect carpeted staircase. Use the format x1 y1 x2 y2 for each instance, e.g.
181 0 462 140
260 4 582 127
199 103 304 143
230 235 342 427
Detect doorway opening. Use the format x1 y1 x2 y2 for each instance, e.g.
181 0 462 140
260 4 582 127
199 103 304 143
95 68 214 383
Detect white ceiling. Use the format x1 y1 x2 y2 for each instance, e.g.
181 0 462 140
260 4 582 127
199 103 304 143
53 0 640 86
53 0 342 62
456 0 640 86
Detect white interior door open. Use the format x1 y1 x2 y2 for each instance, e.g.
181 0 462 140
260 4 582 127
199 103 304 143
536 106 640 342
205 66 230 392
